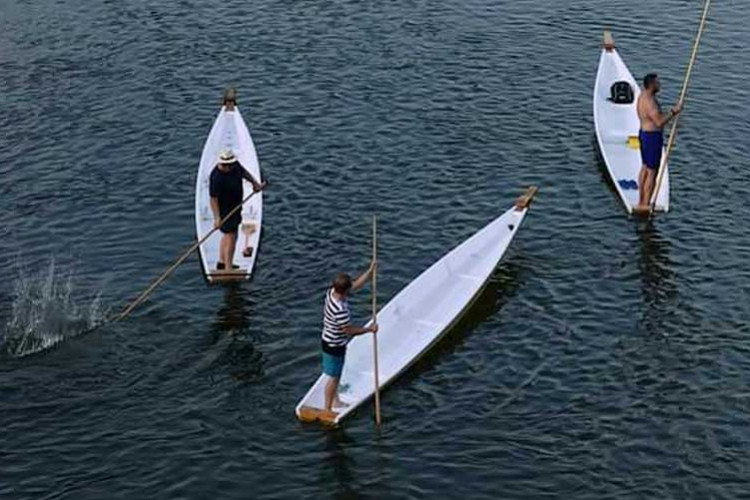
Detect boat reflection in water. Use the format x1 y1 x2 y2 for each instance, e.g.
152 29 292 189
319 427 358 497
635 221 678 337
399 260 522 383
198 284 263 381
212 283 253 333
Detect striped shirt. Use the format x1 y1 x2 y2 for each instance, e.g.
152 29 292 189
321 288 351 355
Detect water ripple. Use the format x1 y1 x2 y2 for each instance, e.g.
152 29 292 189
2 0 750 498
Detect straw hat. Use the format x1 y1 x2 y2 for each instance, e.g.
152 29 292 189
219 150 236 164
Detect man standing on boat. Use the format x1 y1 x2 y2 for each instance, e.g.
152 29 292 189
210 149 266 271
321 265 378 413
636 73 682 211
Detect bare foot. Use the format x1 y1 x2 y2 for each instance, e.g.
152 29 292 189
319 409 338 424
333 398 349 409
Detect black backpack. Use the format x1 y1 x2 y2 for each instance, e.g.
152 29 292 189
609 81 634 104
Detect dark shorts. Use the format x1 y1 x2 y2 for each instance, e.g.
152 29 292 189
219 213 241 234
322 352 345 378
639 130 663 170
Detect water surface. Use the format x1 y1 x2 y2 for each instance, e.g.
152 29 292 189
2 0 750 498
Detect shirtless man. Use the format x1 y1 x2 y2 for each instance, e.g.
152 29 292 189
636 73 682 211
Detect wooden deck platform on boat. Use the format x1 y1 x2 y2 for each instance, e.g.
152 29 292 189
297 406 339 425
207 270 250 283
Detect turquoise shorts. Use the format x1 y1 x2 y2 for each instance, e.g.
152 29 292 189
322 352 345 378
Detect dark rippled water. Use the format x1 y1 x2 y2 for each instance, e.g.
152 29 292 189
2 0 750 498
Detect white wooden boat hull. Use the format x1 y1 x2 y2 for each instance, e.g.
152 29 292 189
296 192 535 424
195 106 263 283
594 41 669 213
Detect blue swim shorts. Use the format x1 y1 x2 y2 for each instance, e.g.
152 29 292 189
322 352 345 378
639 130 664 170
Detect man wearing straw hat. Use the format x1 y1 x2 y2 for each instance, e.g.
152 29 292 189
635 73 682 211
209 149 267 271
321 265 378 413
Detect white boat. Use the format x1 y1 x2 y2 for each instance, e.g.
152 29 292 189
195 94 263 283
296 187 538 425
594 31 669 213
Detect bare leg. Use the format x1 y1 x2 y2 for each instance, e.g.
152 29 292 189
218 231 228 268
641 169 656 208
219 232 236 269
226 231 238 268
324 376 340 412
333 395 348 408
637 165 648 206
635 166 657 212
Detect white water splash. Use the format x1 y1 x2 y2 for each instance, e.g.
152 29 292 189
2 259 106 358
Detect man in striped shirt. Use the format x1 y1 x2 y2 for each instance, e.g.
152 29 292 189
321 263 378 412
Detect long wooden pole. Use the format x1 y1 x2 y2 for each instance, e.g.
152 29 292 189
114 189 259 322
372 215 382 427
649 0 711 212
